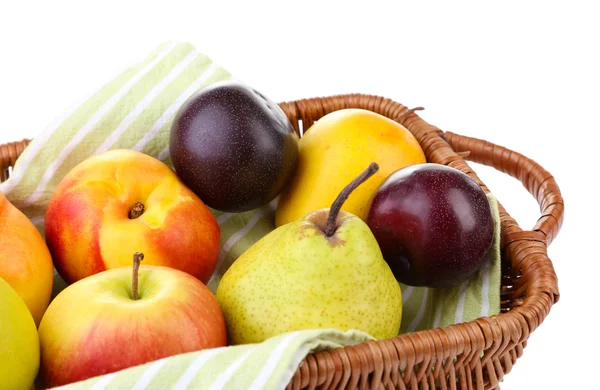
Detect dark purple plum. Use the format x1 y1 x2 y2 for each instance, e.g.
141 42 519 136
170 81 299 213
366 163 494 288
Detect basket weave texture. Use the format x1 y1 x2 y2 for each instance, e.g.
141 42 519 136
0 94 563 390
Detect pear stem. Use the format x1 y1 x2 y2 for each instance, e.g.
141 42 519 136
129 201 145 219
324 162 379 237
132 252 144 300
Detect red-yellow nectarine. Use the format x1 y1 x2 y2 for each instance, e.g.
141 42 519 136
44 149 220 285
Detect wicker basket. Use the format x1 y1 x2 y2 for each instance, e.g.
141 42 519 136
0 94 563 390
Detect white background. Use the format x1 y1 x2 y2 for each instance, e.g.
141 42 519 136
1 1 597 388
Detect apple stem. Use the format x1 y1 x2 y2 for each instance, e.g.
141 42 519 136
132 252 144 300
324 162 379 237
129 201 145 219
393 106 425 122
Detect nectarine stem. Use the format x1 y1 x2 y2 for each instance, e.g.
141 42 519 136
324 162 379 237
129 202 145 219
132 252 144 300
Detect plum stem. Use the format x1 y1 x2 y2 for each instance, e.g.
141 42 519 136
132 252 144 300
129 201 145 219
324 163 379 237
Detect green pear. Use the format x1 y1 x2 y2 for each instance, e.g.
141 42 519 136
216 163 402 345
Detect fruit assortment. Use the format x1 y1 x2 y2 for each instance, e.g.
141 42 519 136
0 81 495 389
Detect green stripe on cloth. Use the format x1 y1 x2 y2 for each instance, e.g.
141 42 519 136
0 41 501 390
90 51 210 154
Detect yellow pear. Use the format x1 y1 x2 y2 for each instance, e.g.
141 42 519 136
276 108 426 227
0 276 40 390
217 163 402 345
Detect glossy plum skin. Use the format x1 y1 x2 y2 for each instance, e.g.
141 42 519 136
170 81 299 213
366 164 494 288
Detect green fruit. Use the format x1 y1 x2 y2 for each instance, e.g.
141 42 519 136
0 276 40 390
216 163 402 344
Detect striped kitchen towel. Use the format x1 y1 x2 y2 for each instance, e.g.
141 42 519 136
51 329 374 390
0 41 501 389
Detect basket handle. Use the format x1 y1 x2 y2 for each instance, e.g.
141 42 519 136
443 131 563 246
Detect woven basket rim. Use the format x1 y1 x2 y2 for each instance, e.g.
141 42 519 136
0 92 563 390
